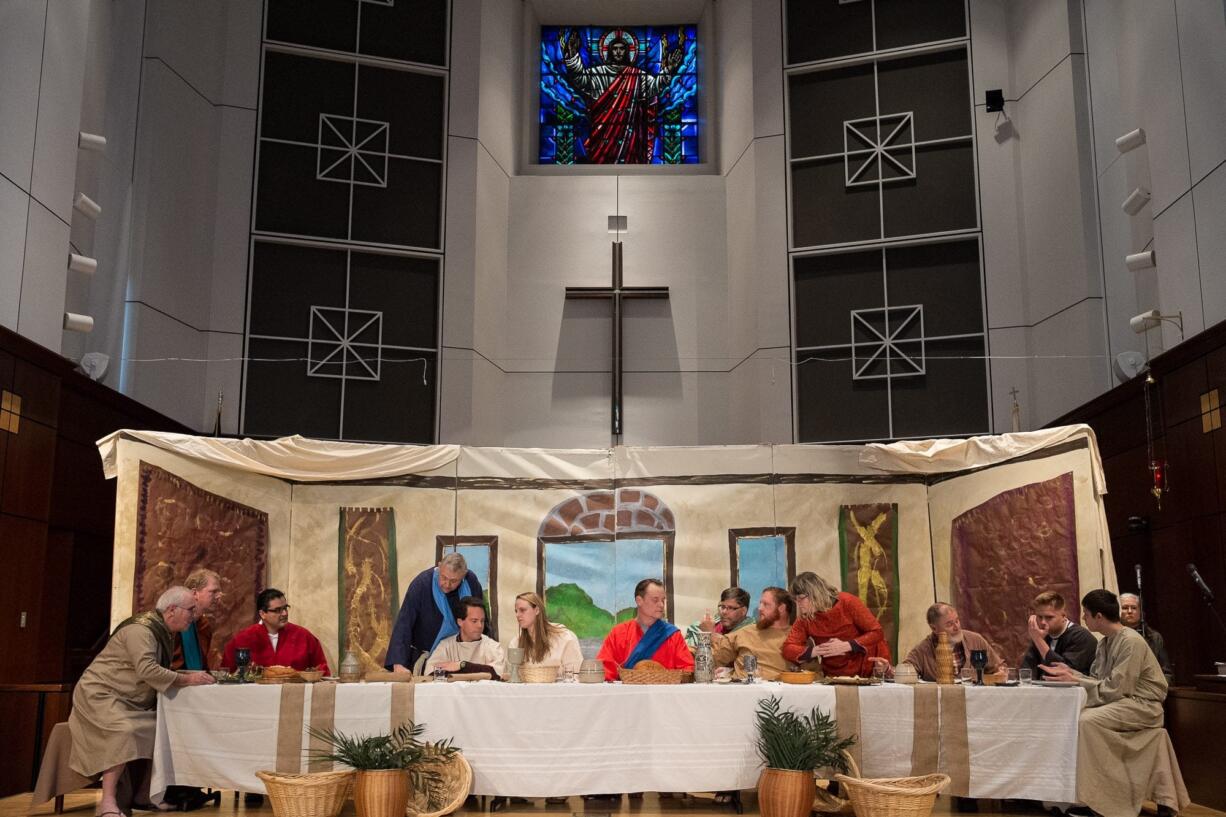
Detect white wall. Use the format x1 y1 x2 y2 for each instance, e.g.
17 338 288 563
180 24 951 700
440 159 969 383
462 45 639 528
1084 0 1226 360
970 0 1110 430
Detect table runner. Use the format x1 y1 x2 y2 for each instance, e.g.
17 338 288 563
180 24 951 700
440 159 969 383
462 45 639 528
151 682 1083 801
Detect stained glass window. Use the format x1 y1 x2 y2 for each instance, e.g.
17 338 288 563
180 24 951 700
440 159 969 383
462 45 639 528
539 25 699 165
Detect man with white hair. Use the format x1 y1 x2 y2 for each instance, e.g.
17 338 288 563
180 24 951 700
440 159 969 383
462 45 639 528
1119 592 1173 683
69 587 214 817
387 553 490 672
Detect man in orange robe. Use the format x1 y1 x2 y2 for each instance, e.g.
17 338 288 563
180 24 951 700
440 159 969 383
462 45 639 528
596 578 694 681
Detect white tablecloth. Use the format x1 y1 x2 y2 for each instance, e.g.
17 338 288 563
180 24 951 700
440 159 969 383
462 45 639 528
151 681 1084 801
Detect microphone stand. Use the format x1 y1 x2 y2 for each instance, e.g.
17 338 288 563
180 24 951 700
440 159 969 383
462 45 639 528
1195 580 1226 642
1136 564 1148 639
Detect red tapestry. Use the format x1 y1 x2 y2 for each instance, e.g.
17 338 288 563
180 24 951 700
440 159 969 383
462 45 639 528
951 472 1078 666
134 461 269 668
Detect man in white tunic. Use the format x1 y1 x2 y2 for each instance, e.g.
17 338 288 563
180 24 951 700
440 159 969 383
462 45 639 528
425 596 506 679
69 587 214 817
1040 589 1188 817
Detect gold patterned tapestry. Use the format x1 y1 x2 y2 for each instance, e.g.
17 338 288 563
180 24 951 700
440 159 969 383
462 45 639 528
839 503 900 659
951 472 1078 666
135 461 268 669
339 507 399 672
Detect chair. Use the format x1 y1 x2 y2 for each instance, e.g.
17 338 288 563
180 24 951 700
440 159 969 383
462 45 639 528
32 722 153 813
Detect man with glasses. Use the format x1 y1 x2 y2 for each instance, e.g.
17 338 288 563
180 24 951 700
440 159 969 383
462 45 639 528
222 588 331 674
685 586 754 648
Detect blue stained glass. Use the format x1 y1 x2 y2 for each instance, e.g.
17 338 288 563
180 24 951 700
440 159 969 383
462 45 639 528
737 535 788 601
540 25 700 165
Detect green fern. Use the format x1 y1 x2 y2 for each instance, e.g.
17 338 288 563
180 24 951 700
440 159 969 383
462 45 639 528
307 721 459 809
754 695 856 772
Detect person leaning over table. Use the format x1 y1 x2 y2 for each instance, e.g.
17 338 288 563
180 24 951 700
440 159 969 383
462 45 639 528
781 571 889 677
507 591 582 674
1039 589 1188 817
222 588 331 674
596 577 695 681
68 587 214 817
711 587 818 680
869 602 1004 682
1020 590 1098 675
386 552 490 672
170 568 222 671
684 586 754 649
426 596 506 679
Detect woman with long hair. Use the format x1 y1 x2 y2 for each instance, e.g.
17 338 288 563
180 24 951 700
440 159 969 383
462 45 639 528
508 592 583 673
780 571 889 677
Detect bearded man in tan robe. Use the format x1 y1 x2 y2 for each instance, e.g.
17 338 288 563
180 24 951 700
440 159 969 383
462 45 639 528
69 586 214 817
1040 589 1189 817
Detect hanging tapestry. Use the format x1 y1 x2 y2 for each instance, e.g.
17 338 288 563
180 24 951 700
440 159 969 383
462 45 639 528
951 472 1078 666
339 506 399 673
135 461 268 669
839 503 900 659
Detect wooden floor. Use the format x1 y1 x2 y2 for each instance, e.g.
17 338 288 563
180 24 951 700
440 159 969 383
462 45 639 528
3 790 1224 817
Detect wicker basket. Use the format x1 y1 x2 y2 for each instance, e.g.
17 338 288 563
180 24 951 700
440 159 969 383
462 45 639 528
257 770 354 817
405 752 473 817
298 670 324 683
519 665 559 684
832 772 950 817
618 659 693 685
812 751 859 815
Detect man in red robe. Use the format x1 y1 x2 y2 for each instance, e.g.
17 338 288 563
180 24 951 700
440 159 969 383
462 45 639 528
596 578 694 681
222 588 330 674
559 29 684 164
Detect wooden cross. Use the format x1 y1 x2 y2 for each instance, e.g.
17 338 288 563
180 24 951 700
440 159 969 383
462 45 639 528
565 241 669 437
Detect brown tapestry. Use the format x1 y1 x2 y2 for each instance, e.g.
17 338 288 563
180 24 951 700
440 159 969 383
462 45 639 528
339 507 398 673
839 503 900 659
135 461 268 669
951 472 1078 666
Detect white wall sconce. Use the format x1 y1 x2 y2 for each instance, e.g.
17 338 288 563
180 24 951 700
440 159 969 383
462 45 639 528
1115 128 1146 153
63 312 95 333
1122 187 1150 216
68 253 97 275
1125 250 1156 271
74 193 101 219
78 132 107 152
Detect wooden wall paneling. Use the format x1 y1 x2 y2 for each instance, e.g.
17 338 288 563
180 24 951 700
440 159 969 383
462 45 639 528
0 690 39 797
56 383 126 448
0 350 14 390
1162 416 1220 525
1100 444 1160 538
66 530 113 671
1206 346 1226 396
0 514 49 683
1149 516 1225 684
0 419 57 521
1108 529 1152 601
37 530 74 682
11 361 60 429
1168 690 1226 811
1161 359 1208 428
1084 387 1149 459
50 437 113 536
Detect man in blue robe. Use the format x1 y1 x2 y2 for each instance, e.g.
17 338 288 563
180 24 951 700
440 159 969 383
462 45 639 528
386 552 489 672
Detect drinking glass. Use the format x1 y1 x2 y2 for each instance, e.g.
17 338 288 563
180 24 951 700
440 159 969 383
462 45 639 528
870 661 886 684
1007 667 1019 685
959 666 975 684
1019 668 1033 685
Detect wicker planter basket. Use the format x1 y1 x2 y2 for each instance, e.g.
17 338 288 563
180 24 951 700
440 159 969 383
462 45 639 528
256 770 354 817
405 752 473 817
618 660 693 685
519 665 559 684
355 769 410 817
813 750 860 815
832 772 950 817
758 768 816 817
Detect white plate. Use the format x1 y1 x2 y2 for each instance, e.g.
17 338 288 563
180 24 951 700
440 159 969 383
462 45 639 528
1032 680 1079 687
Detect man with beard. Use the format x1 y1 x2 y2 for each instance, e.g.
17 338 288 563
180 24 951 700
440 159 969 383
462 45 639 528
559 28 684 164
710 588 815 680
685 586 754 649
872 602 1003 681
1021 590 1098 675
1119 592 1173 683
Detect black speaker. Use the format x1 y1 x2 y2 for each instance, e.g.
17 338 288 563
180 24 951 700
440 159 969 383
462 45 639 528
985 89 1005 113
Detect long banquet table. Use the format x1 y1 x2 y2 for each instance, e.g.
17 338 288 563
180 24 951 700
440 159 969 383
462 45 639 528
151 680 1084 802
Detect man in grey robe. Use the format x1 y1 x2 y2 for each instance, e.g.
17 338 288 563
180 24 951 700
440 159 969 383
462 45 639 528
1119 592 1174 683
1040 589 1188 817
69 586 214 817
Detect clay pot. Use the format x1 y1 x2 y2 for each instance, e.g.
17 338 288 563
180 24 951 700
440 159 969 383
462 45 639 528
353 769 410 817
758 767 816 817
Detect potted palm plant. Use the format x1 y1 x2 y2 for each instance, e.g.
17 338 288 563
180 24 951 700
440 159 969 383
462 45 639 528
754 696 855 817
307 721 458 817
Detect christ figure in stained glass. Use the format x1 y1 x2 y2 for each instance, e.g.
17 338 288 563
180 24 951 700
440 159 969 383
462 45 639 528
557 27 686 164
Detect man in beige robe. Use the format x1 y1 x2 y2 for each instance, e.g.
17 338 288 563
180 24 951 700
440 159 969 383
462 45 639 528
1040 589 1189 817
711 587 818 680
69 586 214 817
870 602 1003 681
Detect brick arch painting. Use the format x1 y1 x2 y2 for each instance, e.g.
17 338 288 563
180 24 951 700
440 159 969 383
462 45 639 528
536 489 676 652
